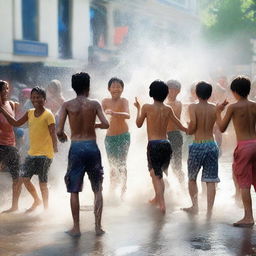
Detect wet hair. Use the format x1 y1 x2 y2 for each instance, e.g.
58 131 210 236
230 76 250 98
31 86 46 100
47 79 62 95
196 81 212 100
166 79 181 90
0 80 8 92
108 77 124 89
72 72 90 95
149 80 169 102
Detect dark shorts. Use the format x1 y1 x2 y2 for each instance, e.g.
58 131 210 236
22 156 52 183
147 140 172 178
0 145 20 180
105 132 130 169
188 141 220 182
65 140 103 193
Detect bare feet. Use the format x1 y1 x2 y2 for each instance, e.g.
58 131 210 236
65 229 81 237
2 207 18 213
159 205 166 214
148 197 158 205
25 200 42 213
181 206 198 215
95 227 105 236
233 218 254 228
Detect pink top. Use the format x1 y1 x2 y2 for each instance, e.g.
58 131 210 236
0 102 15 146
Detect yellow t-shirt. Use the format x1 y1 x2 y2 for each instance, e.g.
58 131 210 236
28 108 55 159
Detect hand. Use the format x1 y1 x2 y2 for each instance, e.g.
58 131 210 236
134 97 140 109
217 99 229 113
57 131 68 143
105 109 113 116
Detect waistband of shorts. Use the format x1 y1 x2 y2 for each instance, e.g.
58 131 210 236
237 139 256 146
167 130 182 135
71 140 97 145
27 155 51 160
106 132 130 138
193 139 215 144
148 139 169 143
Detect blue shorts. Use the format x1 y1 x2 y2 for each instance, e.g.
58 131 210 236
147 140 172 178
188 141 220 182
65 140 103 193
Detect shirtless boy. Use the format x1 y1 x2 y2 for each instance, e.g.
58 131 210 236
216 76 256 227
0 80 22 213
166 80 184 184
182 82 220 218
0 86 57 213
134 80 187 213
57 72 109 237
102 77 130 199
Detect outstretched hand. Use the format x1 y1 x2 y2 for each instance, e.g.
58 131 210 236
216 99 229 112
134 97 140 109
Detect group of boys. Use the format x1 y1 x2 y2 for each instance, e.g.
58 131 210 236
0 73 255 239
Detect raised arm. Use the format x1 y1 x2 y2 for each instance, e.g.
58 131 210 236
169 106 187 133
216 100 232 132
95 102 109 129
0 105 28 126
187 104 197 135
56 102 68 142
134 97 146 128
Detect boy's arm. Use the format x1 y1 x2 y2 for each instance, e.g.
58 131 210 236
168 106 187 133
0 106 28 126
134 97 146 128
106 99 130 119
216 100 232 132
56 102 68 142
95 102 109 129
187 104 196 135
48 123 58 153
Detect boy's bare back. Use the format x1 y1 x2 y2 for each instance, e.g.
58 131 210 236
102 97 129 136
60 97 102 141
189 102 216 141
227 100 256 141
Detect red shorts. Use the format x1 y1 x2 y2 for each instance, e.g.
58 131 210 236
233 139 256 190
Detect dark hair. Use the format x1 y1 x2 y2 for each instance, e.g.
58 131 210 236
72 72 90 95
166 79 181 90
108 77 124 89
196 81 212 100
230 76 250 98
149 80 169 102
0 80 8 92
31 86 46 100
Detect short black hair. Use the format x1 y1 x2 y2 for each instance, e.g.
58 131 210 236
72 72 90 95
196 81 212 100
108 77 124 89
230 76 250 98
31 86 46 100
166 79 181 90
149 80 168 102
0 80 8 92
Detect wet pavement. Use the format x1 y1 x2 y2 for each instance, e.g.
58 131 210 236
0 149 256 256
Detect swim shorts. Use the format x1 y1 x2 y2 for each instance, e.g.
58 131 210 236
233 139 256 190
105 132 130 169
0 145 20 179
147 139 172 178
65 140 103 193
188 140 220 182
22 155 52 182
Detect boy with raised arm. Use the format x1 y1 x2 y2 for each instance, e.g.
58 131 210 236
0 86 57 213
57 72 109 237
0 80 22 213
182 82 220 218
134 80 187 214
102 77 130 199
166 80 185 184
216 76 256 227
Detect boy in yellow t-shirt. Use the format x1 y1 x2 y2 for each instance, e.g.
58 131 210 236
0 87 57 212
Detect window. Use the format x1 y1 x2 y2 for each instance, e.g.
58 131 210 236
22 0 38 41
